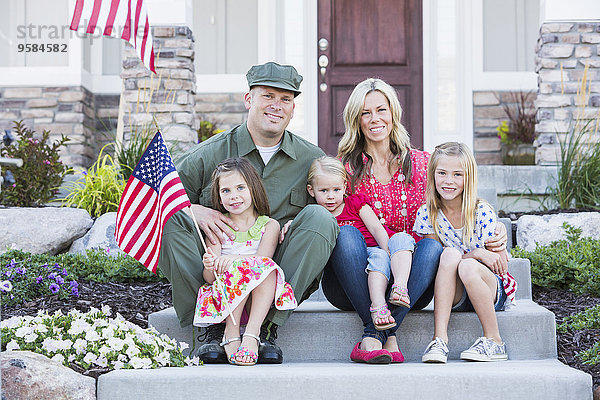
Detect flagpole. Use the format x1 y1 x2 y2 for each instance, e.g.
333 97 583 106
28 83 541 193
187 206 237 326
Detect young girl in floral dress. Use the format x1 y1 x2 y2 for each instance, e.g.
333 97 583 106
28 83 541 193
193 158 296 366
415 142 517 363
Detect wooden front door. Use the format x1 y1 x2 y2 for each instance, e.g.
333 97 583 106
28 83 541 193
317 0 423 156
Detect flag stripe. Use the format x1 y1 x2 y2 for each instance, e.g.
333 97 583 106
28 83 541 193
70 0 86 30
115 132 191 273
103 0 120 35
86 0 103 33
70 0 155 73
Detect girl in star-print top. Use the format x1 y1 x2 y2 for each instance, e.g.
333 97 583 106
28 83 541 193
413 142 517 364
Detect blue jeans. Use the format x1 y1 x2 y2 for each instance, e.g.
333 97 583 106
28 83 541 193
322 225 443 344
366 232 416 280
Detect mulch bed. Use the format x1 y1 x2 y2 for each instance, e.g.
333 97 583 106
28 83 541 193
1 281 599 388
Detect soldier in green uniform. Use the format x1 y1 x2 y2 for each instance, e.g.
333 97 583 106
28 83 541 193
158 62 339 364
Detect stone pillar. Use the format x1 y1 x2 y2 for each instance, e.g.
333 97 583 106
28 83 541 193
120 26 197 152
535 21 600 164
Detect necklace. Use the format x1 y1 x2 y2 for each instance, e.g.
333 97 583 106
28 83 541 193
365 157 408 232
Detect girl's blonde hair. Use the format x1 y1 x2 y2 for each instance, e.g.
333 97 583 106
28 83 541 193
307 156 348 187
337 78 413 191
426 142 483 244
211 157 270 217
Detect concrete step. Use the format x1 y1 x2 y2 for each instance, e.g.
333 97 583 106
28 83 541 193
306 257 531 303
97 360 592 400
149 299 556 362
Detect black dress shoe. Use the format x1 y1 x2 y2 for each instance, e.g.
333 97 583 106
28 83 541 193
258 322 283 364
195 323 227 364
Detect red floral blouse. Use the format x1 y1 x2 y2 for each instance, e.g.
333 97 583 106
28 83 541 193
345 149 430 241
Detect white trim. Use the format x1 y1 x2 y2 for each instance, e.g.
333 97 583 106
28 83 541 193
303 0 318 146
471 0 537 91
541 0 600 21
196 74 247 93
422 0 435 152
458 0 474 149
257 0 278 63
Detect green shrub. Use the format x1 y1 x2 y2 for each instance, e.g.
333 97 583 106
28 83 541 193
512 222 600 296
0 249 164 286
0 120 70 207
557 305 600 365
0 256 80 306
114 127 154 181
62 149 125 217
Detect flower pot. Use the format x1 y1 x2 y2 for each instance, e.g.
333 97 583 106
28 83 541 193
501 143 536 165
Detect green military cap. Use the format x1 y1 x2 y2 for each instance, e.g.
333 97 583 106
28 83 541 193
246 61 303 97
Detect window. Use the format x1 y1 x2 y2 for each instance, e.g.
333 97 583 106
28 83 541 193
483 0 539 72
193 0 258 74
0 0 69 67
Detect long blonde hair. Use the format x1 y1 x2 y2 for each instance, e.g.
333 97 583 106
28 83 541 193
426 142 482 244
307 156 348 187
337 78 413 192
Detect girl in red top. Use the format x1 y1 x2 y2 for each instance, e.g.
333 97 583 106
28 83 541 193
307 157 415 332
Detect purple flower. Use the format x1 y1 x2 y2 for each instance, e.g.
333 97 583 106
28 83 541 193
48 272 57 280
36 276 43 284
54 263 61 270
9 259 16 268
41 263 49 269
55 276 64 285
15 267 25 275
49 283 60 294
61 268 68 276
69 280 78 288
71 287 79 297
4 270 12 277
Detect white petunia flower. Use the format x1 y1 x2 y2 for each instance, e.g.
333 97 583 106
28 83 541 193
34 324 48 334
98 345 111 356
83 352 97 365
95 355 108 368
101 304 112 316
68 319 90 336
73 338 88 354
107 337 125 351
6 340 19 351
24 333 38 343
156 351 170 366
85 330 101 342
15 326 33 338
125 345 140 358
128 356 145 369
2 316 23 329
179 342 189 351
113 360 124 370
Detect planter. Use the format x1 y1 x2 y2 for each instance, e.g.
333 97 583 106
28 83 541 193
501 143 536 165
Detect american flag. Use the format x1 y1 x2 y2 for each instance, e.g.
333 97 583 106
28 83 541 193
69 0 156 73
115 132 190 273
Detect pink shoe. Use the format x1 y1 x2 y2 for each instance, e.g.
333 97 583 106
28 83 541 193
350 342 392 364
390 349 404 363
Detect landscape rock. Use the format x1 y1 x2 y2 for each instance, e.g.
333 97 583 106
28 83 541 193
1 350 96 400
0 207 93 255
69 212 124 256
516 212 600 251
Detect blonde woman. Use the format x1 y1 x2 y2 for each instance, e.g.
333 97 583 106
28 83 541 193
415 143 516 363
321 78 507 364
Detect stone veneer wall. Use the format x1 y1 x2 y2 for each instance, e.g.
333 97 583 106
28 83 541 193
0 86 118 167
472 90 537 165
535 21 600 164
194 93 247 131
120 26 197 151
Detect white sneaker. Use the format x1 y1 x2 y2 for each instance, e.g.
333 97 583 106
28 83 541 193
422 337 449 363
460 337 508 362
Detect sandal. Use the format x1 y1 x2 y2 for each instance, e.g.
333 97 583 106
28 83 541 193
220 336 242 365
233 333 260 366
369 304 397 331
389 284 410 308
